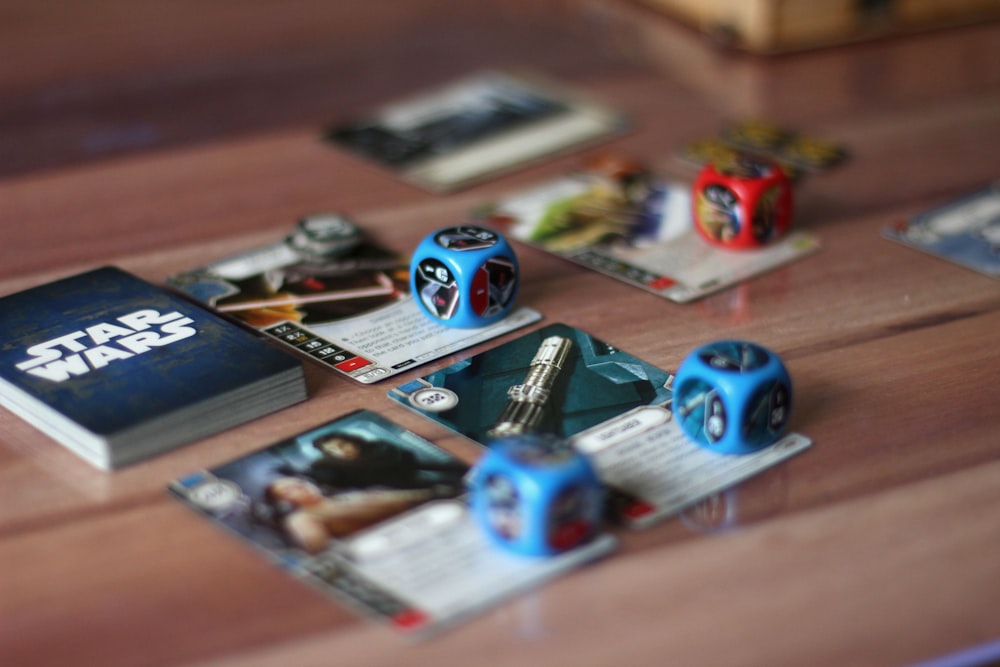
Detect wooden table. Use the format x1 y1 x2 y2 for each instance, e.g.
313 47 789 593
2 2 999 665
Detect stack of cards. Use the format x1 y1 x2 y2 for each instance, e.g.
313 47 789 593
0 267 307 470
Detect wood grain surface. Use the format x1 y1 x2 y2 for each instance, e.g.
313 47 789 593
2 2 999 665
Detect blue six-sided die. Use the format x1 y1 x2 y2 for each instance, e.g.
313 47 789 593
471 437 603 557
410 225 519 328
673 340 792 454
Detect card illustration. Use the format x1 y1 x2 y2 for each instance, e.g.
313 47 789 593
168 216 540 384
390 323 674 445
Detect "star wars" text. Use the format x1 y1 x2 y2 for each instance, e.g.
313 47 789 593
16 309 197 382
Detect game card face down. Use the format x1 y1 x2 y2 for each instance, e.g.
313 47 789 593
477 161 820 304
324 70 628 192
168 220 540 384
170 410 616 638
390 323 812 529
883 182 1000 280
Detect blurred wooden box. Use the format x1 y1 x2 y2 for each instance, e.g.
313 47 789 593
589 0 1000 119
638 0 1000 53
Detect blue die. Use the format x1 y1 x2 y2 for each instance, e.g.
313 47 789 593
673 340 792 454
471 436 603 557
410 225 519 328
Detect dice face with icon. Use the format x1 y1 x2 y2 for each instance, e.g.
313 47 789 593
692 154 793 249
410 225 519 328
471 437 603 557
673 340 792 455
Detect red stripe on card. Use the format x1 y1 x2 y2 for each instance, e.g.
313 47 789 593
393 609 430 630
648 276 676 290
623 500 656 519
334 356 371 373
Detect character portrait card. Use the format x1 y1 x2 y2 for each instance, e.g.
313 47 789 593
390 323 812 529
475 160 820 303
324 70 628 192
170 410 616 638
168 215 540 384
883 182 1000 280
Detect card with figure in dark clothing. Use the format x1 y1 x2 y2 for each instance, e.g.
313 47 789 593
170 409 615 637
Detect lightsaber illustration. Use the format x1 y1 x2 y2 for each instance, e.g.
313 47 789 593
487 335 573 439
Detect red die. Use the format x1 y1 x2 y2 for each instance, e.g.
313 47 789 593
692 155 793 249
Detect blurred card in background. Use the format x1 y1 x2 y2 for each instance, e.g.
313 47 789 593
476 157 819 303
325 70 628 192
884 182 1000 280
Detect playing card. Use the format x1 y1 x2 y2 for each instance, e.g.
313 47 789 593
389 323 812 528
168 215 541 384
676 120 848 176
883 182 1000 279
325 70 628 192
477 164 819 303
170 409 615 638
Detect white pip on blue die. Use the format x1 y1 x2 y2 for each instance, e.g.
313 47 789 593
471 436 604 557
673 340 792 455
410 225 518 328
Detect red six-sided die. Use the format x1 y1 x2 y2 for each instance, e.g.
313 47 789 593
692 155 793 249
